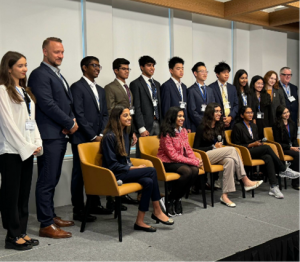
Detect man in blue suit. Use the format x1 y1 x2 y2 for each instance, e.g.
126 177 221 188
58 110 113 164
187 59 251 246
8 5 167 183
28 37 78 238
279 67 299 125
209 62 238 129
70 56 112 223
161 57 190 131
188 62 215 132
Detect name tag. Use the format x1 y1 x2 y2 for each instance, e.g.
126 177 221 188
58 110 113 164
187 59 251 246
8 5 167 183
129 106 135 115
257 112 264 119
179 101 186 109
224 102 231 109
201 104 207 112
153 99 158 107
288 96 296 102
25 119 36 130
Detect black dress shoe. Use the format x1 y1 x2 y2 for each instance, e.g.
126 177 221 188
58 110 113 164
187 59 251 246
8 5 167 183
5 236 32 251
106 200 127 211
20 234 39 246
89 205 114 215
174 199 182 216
73 212 97 222
134 223 156 232
151 214 174 225
121 194 139 205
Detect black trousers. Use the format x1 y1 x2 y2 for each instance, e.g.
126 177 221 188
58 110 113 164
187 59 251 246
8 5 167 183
0 154 33 238
36 139 67 228
284 150 299 186
249 145 285 185
163 163 198 200
115 167 160 212
71 143 101 213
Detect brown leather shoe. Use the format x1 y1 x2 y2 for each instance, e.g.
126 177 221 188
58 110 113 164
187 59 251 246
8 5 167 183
53 217 75 227
39 224 72 239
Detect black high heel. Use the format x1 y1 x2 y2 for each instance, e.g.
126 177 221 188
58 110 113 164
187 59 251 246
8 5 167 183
151 213 174 225
5 236 32 251
20 234 39 246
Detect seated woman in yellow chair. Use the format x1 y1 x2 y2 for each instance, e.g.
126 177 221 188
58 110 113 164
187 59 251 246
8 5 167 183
193 103 262 207
101 105 173 232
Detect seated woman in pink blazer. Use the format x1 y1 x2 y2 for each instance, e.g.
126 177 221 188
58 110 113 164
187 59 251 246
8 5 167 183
157 106 202 217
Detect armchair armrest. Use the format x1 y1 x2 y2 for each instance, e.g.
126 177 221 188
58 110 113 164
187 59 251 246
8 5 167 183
130 158 153 167
140 153 167 181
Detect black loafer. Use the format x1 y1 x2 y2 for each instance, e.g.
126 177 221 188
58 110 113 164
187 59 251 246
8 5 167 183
106 201 127 211
90 205 114 215
151 214 174 225
73 212 97 222
121 194 139 205
5 236 32 251
20 234 39 246
134 223 156 232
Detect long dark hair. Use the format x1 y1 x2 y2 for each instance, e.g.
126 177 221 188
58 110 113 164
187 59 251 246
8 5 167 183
0 51 36 103
250 75 270 107
201 103 224 141
237 106 253 123
233 69 251 96
159 106 183 138
275 105 292 140
103 105 129 156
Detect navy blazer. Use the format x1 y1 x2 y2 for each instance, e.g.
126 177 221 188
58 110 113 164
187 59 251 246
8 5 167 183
209 81 239 127
70 77 108 144
28 62 74 139
161 78 190 129
278 82 298 124
187 83 215 132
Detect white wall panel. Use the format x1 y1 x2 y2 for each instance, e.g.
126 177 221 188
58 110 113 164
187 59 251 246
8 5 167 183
287 38 299 87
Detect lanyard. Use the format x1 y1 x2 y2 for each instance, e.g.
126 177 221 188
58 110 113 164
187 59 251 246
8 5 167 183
243 121 253 138
283 84 290 96
258 96 261 112
286 124 291 137
16 87 31 117
197 83 207 102
241 93 247 106
147 82 157 100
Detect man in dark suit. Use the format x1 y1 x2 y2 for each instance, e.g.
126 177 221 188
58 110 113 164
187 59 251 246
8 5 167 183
188 62 215 132
161 57 190 131
104 58 138 208
130 56 162 157
70 56 112 222
28 37 78 238
209 62 238 129
279 67 299 125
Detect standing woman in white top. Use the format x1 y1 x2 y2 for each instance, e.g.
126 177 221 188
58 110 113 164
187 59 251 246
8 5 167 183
0 51 43 251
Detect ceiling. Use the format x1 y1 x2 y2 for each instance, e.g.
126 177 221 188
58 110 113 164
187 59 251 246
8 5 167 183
131 0 299 33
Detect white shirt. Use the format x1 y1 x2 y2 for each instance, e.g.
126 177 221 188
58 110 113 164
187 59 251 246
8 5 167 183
218 80 228 99
83 76 100 109
171 77 183 102
280 81 291 97
42 61 68 92
0 85 43 161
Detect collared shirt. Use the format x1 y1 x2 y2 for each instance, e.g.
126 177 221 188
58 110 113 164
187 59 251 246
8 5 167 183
171 77 183 101
142 74 156 100
42 61 68 91
115 78 128 94
196 81 207 102
218 80 228 99
280 81 291 97
83 76 100 109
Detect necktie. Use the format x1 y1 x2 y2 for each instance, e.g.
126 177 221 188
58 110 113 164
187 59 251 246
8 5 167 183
199 85 207 102
148 79 159 120
221 84 230 117
123 84 131 104
177 83 183 100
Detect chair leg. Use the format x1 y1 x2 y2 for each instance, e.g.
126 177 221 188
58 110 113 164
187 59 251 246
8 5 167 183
284 177 287 189
240 178 246 199
210 172 214 207
114 197 118 219
115 197 122 242
200 175 207 209
164 182 169 214
80 195 91 233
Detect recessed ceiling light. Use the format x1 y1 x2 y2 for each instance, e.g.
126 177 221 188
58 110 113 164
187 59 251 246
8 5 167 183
262 5 288 13
215 0 232 2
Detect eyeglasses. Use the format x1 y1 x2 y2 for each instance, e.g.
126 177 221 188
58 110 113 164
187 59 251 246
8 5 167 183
197 70 209 74
89 64 102 70
119 67 131 71
245 112 254 115
215 110 223 114
281 73 292 77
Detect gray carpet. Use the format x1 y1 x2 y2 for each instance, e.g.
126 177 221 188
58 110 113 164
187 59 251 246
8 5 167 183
0 182 299 261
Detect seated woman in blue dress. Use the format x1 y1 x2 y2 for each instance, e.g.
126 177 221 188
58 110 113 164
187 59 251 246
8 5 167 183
101 105 174 232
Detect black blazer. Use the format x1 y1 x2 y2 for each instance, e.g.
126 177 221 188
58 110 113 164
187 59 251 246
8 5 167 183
278 82 299 124
28 62 74 139
237 92 254 113
70 77 108 144
231 121 259 148
130 76 161 133
161 78 190 129
272 120 298 150
102 130 131 177
187 83 215 132
252 92 273 139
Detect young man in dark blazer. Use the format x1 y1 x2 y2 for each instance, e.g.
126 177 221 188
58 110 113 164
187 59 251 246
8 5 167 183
188 62 215 132
209 62 238 129
130 56 162 157
279 67 299 125
161 57 190 131
70 56 112 222
28 37 78 238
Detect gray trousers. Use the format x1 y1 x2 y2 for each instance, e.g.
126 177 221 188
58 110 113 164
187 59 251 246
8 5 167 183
206 147 246 194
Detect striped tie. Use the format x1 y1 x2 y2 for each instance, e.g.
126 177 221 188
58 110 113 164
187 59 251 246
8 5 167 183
221 84 230 117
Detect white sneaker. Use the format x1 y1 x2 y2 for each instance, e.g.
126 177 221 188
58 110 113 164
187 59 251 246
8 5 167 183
269 186 284 199
279 167 300 179
159 197 166 212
